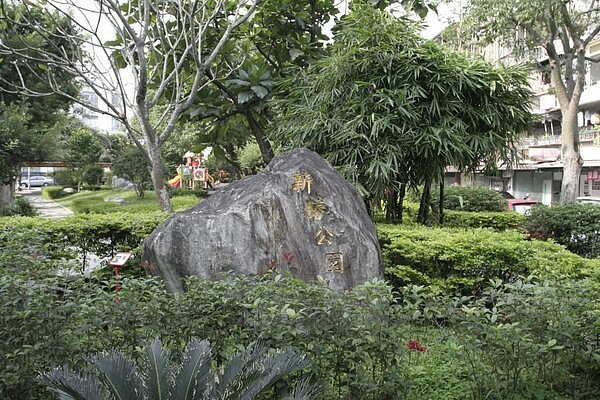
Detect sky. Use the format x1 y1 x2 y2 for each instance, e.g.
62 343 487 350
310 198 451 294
331 0 458 40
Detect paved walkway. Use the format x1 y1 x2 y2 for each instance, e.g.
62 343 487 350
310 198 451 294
19 189 74 218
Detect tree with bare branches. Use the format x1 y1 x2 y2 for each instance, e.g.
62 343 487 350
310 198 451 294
0 0 262 211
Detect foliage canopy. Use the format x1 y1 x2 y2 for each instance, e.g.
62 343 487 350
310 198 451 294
271 5 533 208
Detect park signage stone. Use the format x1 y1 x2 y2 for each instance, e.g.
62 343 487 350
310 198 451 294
142 148 383 292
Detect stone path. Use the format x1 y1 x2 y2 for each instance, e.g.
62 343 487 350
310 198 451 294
19 189 74 218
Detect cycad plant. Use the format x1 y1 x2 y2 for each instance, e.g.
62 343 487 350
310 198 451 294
39 339 319 400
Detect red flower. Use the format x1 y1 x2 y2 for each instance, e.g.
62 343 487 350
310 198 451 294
406 339 427 352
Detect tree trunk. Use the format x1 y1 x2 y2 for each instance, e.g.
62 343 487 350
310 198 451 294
245 110 274 164
385 184 405 223
560 108 582 203
417 178 432 225
0 182 15 208
385 189 397 222
439 180 445 225
147 141 173 212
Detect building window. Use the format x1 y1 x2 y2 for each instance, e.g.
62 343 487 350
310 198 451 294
111 92 123 110
540 71 551 85
81 91 99 108
590 62 600 85
111 117 123 131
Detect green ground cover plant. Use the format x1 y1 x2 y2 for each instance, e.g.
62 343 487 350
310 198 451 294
2 209 600 399
54 189 202 214
2 271 599 399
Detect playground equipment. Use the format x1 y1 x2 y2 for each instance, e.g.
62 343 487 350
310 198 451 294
169 151 214 189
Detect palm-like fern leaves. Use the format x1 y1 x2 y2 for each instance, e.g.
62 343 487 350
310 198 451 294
39 338 319 400
213 342 312 400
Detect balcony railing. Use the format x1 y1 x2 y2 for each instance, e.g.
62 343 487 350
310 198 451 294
519 129 600 148
579 128 600 142
519 135 562 147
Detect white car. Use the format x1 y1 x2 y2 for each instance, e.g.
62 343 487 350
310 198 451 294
576 196 600 205
20 175 55 189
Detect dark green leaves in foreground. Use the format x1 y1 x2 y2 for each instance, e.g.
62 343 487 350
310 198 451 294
40 339 318 400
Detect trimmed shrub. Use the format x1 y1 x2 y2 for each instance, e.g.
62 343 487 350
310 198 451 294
41 186 67 199
431 186 507 212
71 197 108 213
0 212 167 274
80 184 103 191
167 187 207 198
527 203 600 258
443 209 526 231
378 224 596 295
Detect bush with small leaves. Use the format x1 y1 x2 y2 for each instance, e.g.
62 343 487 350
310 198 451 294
0 196 38 217
431 186 507 212
527 203 600 258
378 223 597 295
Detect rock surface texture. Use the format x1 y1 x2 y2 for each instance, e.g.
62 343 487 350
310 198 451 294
142 148 383 292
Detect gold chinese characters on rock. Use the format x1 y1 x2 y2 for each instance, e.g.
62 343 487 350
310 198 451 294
305 198 326 220
325 252 344 273
315 225 335 245
292 172 313 194
290 171 345 274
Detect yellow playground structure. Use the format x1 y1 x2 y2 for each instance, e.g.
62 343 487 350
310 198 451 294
169 151 214 189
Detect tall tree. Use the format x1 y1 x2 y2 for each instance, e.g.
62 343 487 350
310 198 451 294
183 0 339 168
184 0 438 169
0 0 261 212
456 0 600 203
0 2 79 206
271 2 532 223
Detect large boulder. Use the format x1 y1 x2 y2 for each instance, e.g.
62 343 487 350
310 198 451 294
142 148 383 292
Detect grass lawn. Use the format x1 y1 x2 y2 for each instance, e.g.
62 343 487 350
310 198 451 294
54 188 201 214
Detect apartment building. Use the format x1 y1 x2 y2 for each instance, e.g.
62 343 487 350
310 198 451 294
73 89 124 134
444 36 600 205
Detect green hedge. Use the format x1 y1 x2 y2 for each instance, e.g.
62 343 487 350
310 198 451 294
527 203 600 258
398 202 525 231
431 186 507 212
0 212 167 274
2 212 591 286
41 186 67 200
378 224 598 295
442 209 526 230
